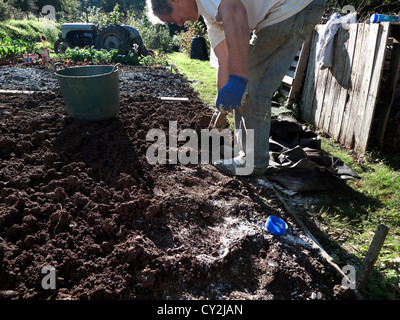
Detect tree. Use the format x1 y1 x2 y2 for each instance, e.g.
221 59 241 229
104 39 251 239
89 0 145 15
0 0 12 20
12 0 30 11
126 0 146 13
326 0 400 19
25 0 81 18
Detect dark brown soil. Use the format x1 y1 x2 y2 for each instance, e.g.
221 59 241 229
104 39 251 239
0 66 345 300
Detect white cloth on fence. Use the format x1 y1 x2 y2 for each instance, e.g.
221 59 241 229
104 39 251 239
316 12 357 70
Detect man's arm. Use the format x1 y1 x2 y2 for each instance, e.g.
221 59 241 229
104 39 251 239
218 0 249 78
213 40 229 91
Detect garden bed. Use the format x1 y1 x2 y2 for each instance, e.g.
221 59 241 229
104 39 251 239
0 65 350 300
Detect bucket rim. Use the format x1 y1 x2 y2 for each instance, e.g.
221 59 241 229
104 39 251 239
54 63 121 79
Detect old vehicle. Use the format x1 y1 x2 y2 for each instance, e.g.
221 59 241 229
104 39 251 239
54 23 148 56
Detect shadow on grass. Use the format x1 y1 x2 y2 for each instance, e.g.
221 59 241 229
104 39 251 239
296 182 399 299
370 149 400 172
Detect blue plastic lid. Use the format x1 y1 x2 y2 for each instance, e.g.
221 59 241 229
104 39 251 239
370 14 378 23
265 216 287 236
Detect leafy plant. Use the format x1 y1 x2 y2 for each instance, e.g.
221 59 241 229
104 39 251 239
127 13 174 53
0 0 15 21
109 4 121 25
63 46 140 65
0 36 39 58
139 51 169 67
0 36 20 57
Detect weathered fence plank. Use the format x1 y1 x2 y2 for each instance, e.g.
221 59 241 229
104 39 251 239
346 23 378 150
300 22 392 152
331 23 358 141
359 22 390 150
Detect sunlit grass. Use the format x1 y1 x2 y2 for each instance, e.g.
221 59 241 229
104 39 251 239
166 51 217 108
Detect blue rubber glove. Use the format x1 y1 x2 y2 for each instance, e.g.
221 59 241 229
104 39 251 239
216 75 248 112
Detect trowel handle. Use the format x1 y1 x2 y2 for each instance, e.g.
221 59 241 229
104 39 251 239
217 104 228 114
54 63 68 72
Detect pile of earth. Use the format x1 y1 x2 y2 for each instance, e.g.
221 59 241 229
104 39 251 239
0 65 349 300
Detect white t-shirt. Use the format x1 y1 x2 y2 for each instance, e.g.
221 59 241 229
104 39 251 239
196 0 313 49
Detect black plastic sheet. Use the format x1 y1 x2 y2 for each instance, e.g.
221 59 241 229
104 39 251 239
267 117 361 192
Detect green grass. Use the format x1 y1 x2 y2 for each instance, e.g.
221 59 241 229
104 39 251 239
314 139 400 299
167 51 400 299
166 52 218 108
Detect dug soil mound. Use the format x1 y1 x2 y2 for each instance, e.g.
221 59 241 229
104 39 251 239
0 66 345 300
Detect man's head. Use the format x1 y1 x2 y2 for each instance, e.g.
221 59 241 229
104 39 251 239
146 0 199 26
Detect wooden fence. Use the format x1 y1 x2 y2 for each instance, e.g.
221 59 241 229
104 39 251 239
300 22 400 152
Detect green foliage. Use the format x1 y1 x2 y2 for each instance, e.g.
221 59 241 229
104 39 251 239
40 18 59 44
0 36 39 58
0 36 23 57
10 0 30 11
325 0 400 20
109 3 121 25
127 13 173 53
0 0 12 21
174 20 209 57
82 0 146 15
78 5 107 25
63 45 171 68
0 18 60 60
139 51 169 67
37 0 81 18
79 3 124 26
74 3 174 53
63 46 140 65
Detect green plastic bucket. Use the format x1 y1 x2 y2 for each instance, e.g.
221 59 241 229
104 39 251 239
54 63 121 121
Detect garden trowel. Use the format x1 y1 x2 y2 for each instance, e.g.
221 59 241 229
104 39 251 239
208 109 229 131
208 104 245 131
